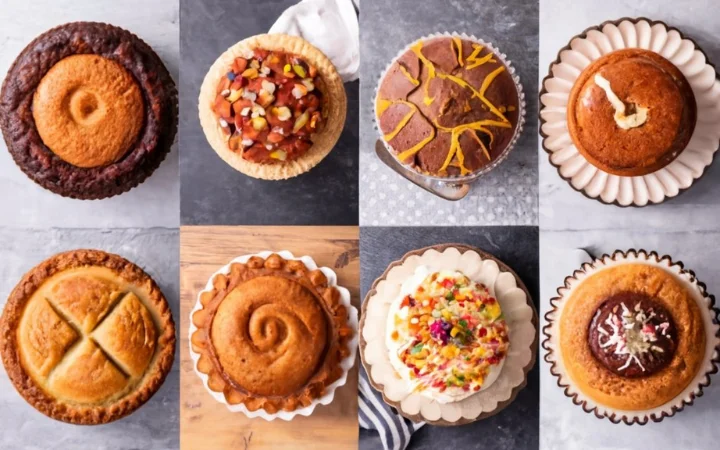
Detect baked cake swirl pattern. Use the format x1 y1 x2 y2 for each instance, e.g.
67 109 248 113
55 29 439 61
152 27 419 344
387 268 509 403
191 253 353 414
376 36 520 177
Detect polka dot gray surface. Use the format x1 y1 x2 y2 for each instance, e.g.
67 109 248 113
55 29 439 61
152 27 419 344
359 0 539 226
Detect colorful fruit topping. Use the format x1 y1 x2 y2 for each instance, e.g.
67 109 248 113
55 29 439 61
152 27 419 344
212 48 325 163
392 270 509 394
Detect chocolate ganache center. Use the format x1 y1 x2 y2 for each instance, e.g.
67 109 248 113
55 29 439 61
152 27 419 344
588 292 676 378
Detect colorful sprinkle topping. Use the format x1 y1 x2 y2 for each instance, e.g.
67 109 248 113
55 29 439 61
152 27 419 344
391 270 509 394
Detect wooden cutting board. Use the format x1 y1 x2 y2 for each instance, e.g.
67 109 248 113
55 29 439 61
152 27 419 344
179 226 359 450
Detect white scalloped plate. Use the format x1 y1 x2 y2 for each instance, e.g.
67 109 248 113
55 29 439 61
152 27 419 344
543 249 720 424
540 18 720 206
374 31 527 183
188 250 359 421
362 247 535 423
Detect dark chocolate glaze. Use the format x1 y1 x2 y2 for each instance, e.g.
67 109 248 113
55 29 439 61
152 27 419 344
0 22 178 199
588 292 676 378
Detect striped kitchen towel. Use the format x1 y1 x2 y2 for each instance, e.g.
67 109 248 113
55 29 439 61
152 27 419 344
359 367 424 450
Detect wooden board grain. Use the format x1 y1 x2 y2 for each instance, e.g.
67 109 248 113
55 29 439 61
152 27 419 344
179 226 359 450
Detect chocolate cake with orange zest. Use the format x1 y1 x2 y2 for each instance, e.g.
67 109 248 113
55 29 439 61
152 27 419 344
376 36 520 177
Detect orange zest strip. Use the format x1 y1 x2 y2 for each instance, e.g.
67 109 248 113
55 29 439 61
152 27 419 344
452 37 464 67
397 127 436 162
411 41 436 106
384 102 417 142
466 52 495 69
398 65 420 86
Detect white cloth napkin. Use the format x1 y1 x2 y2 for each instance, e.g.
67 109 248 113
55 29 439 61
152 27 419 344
270 0 359 82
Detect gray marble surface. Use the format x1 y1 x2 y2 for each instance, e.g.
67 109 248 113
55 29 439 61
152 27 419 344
0 0 179 229
359 0 539 226
0 228 180 450
540 230 720 450
539 0 720 232
179 0 359 226
360 227 539 450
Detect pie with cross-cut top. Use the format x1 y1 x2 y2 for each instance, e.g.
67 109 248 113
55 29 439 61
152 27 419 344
0 250 175 424
376 36 520 177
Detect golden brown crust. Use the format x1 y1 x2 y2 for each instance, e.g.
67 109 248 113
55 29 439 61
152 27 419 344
559 264 705 410
0 249 175 425
567 49 696 176
191 253 352 413
32 54 144 168
199 34 347 180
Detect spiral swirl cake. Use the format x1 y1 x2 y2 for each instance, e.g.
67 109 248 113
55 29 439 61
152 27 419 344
191 253 353 413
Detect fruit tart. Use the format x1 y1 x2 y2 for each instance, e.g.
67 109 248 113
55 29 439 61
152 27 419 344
0 249 176 424
0 22 178 199
199 34 347 180
190 252 356 416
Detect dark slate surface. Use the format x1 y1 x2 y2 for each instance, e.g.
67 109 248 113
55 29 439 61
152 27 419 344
179 0 359 225
360 227 539 450
358 0 539 226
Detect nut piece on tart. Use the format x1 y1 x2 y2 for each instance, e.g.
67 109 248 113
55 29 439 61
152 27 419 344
567 49 697 177
0 22 178 200
190 253 353 414
376 36 520 178
0 250 176 424
199 34 347 180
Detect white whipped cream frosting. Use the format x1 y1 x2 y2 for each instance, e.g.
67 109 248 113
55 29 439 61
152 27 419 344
270 0 359 82
385 266 505 404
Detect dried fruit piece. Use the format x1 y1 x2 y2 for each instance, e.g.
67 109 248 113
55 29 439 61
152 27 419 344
293 111 309 134
292 64 307 78
228 134 243 151
227 89 244 103
270 150 288 161
257 90 275 108
252 117 268 131
301 78 315 92
213 96 232 120
216 77 232 94
241 68 259 79
292 83 308 99
232 58 248 74
273 106 292 121
267 131 285 144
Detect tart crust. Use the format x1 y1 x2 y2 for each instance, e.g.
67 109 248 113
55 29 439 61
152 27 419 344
0 249 176 424
559 263 705 411
190 253 352 413
0 22 178 200
199 34 347 180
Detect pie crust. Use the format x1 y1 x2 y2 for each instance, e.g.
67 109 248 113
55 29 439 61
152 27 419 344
0 250 176 424
190 252 353 414
0 22 178 200
199 34 347 180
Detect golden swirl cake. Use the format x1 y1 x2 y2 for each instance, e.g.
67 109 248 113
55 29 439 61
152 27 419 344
199 34 347 180
190 253 353 413
567 49 697 176
0 250 176 424
376 36 520 177
387 267 509 403
559 263 705 410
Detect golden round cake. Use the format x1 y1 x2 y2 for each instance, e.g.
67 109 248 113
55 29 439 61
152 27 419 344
559 263 705 410
0 250 176 424
190 253 353 413
33 54 144 168
567 49 696 176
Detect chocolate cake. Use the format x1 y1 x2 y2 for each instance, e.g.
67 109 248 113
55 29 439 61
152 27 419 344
376 36 520 177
